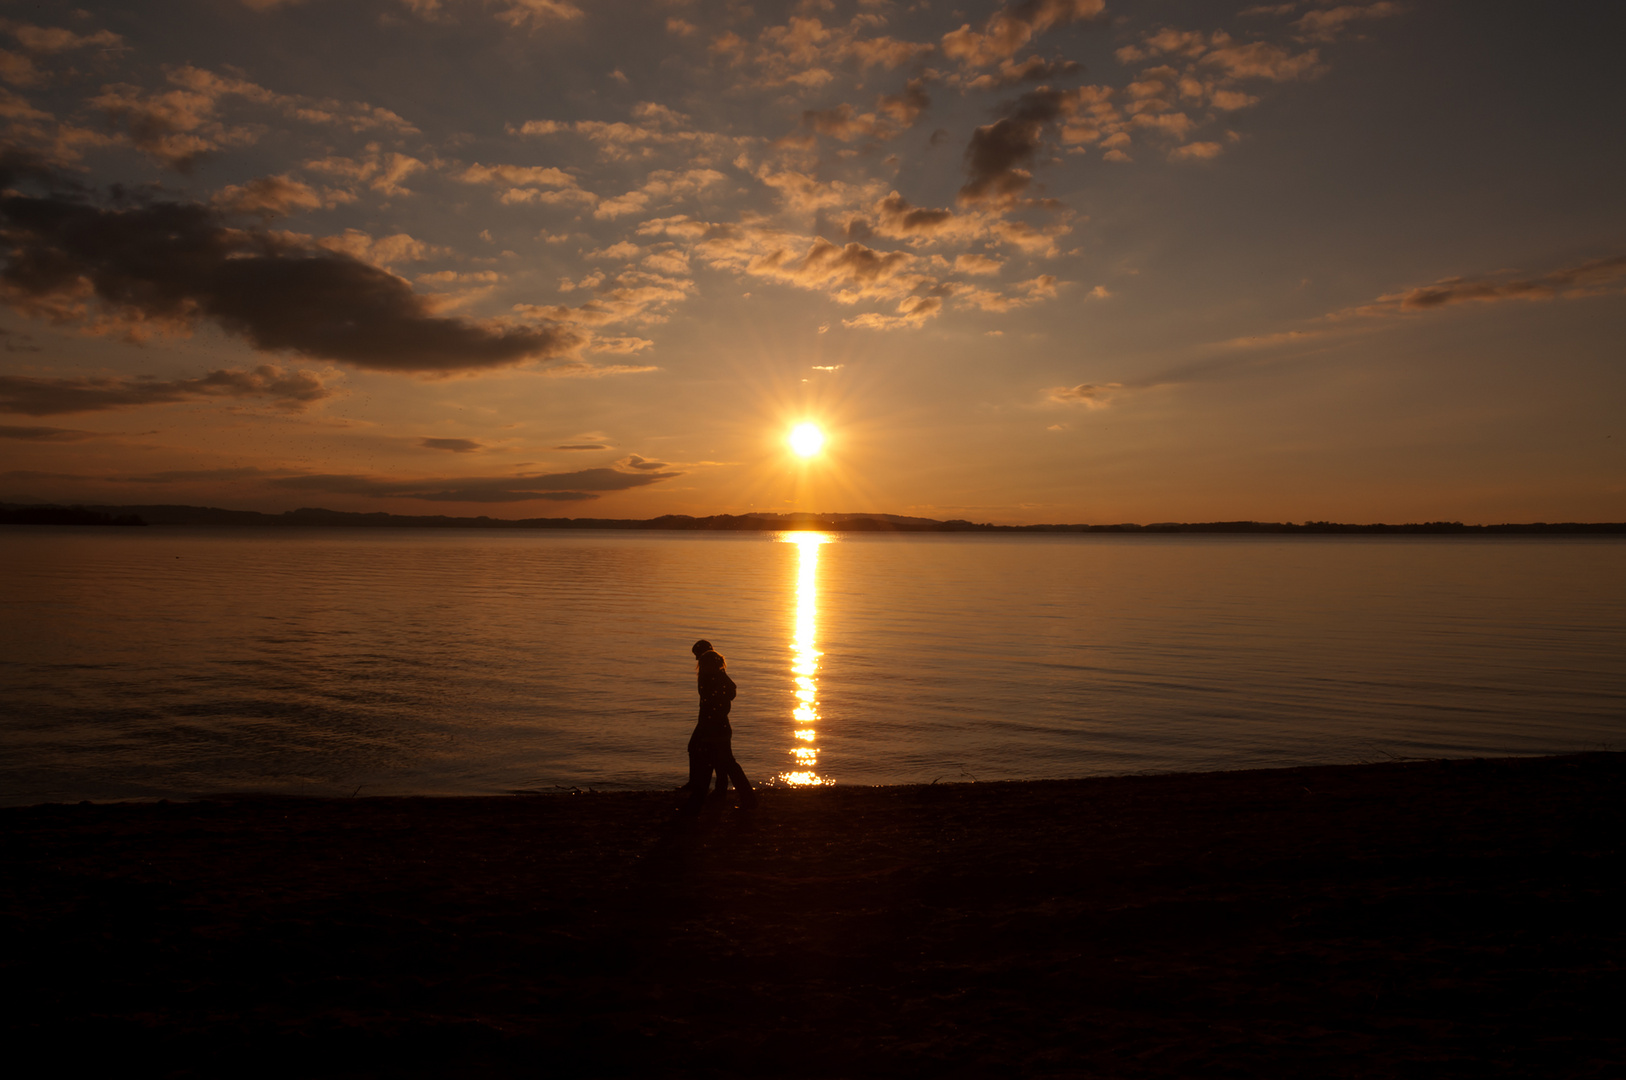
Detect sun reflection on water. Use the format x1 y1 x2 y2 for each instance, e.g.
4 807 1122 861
779 531 831 786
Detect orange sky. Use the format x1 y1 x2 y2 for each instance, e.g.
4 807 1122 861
1 0 1622 523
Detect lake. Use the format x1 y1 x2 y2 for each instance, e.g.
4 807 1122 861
1 527 1622 804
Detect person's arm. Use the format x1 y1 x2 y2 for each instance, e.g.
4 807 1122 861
722 672 736 702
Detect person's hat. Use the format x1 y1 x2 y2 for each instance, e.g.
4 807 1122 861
691 639 713 656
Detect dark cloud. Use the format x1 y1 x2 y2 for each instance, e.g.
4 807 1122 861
623 454 668 471
1342 256 1626 319
1392 256 1626 311
874 193 956 235
0 158 581 374
0 365 335 415
421 437 483 453
0 423 101 440
553 443 608 450
876 78 931 126
960 87 1067 204
265 464 681 504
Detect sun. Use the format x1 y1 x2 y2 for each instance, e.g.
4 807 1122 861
788 422 825 458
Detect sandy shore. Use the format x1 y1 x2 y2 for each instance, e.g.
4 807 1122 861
3 753 1622 1077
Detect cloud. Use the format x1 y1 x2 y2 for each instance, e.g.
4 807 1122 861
510 103 751 167
92 65 416 172
539 361 659 377
4 21 124 55
1339 256 1626 318
965 55 1079 91
305 146 427 197
1200 38 1322 81
942 0 1106 68
747 237 920 303
841 294 942 329
960 87 1067 205
116 466 285 483
314 229 450 269
716 14 934 91
421 437 483 452
1294 2 1401 43
459 162 580 189
489 0 583 30
1133 111 1197 139
392 0 583 29
876 77 931 126
954 253 1005 275
553 443 608 450
594 167 725 220
0 21 123 87
588 241 641 260
0 365 337 416
803 103 892 142
951 272 1058 312
266 463 678 503
214 174 353 216
515 265 694 331
1046 381 1121 408
587 336 655 354
1169 140 1223 161
0 423 103 440
755 166 889 219
0 168 580 373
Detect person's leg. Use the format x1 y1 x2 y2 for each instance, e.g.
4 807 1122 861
713 764 730 794
678 734 700 792
721 750 756 806
682 748 711 814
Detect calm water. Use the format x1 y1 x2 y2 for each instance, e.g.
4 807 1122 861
1 527 1622 804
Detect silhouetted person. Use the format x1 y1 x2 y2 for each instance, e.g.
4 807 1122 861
677 639 730 796
682 643 757 814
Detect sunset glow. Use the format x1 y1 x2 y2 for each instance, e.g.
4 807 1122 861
0 3 1618 525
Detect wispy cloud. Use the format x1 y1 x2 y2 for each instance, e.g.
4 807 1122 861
420 437 484 452
0 423 105 440
0 366 336 416
265 461 679 503
1336 256 1626 318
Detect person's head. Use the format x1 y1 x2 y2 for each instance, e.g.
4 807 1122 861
697 649 726 673
691 639 713 658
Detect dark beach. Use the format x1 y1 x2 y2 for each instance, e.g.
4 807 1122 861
3 754 1621 1078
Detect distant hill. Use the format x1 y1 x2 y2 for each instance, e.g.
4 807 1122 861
3 502 1623 534
0 505 148 526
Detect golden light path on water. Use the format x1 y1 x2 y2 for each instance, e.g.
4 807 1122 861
778 532 830 786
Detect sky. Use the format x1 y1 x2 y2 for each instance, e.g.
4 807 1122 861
0 0 1621 524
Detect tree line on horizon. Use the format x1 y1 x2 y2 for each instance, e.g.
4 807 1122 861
2 502 1623 534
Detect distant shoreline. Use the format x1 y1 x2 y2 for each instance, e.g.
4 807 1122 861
3 500 1625 533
